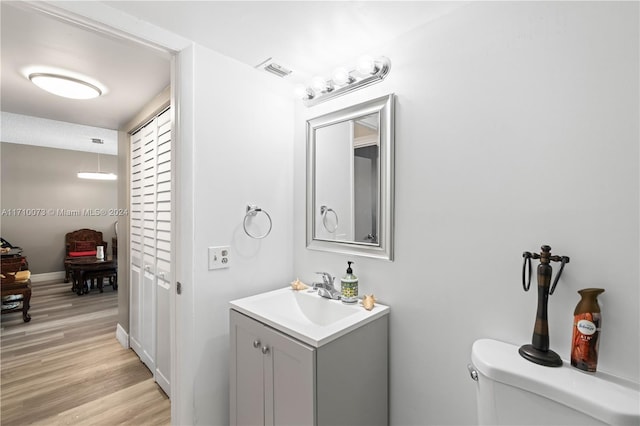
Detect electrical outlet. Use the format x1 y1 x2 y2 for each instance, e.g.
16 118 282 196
208 246 231 270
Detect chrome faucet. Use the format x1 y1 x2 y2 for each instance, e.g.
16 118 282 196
313 272 341 300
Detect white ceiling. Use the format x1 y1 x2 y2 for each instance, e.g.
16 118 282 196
104 1 466 82
1 2 171 130
0 1 466 153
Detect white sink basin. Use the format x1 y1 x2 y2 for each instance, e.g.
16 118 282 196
229 287 389 347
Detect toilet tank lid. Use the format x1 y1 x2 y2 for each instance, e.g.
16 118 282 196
471 339 640 426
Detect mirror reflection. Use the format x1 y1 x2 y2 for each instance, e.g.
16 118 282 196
314 113 379 244
307 94 394 260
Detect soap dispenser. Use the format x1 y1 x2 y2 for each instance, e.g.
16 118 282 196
341 261 358 304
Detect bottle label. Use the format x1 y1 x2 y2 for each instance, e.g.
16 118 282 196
341 280 358 299
576 319 597 336
571 312 601 372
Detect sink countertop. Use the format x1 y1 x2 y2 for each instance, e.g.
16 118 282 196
229 287 390 347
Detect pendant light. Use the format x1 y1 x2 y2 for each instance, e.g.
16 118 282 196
77 153 117 180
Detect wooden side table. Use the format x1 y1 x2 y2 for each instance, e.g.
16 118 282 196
67 256 117 296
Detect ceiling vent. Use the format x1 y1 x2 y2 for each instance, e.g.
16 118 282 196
91 138 104 144
255 57 293 78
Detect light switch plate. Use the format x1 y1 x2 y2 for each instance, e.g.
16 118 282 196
208 246 231 270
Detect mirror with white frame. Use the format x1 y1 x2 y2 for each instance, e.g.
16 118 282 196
306 94 394 260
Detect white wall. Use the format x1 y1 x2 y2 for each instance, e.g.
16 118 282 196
294 2 638 425
179 44 295 425
0 142 118 274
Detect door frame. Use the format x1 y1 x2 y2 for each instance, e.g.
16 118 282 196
19 2 194 423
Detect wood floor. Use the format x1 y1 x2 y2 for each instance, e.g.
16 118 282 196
1 279 170 425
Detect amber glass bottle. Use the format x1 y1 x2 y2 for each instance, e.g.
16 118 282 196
571 288 605 372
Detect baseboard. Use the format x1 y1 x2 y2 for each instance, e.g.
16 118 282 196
155 369 171 397
30 271 66 283
116 323 130 349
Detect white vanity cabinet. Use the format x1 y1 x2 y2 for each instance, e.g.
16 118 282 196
230 308 389 426
230 310 315 425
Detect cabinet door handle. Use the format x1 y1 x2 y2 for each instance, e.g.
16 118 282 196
261 345 270 355
253 340 261 348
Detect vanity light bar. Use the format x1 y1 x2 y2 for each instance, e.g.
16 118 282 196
300 56 391 107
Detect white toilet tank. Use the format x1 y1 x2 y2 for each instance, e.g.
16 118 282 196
470 339 640 425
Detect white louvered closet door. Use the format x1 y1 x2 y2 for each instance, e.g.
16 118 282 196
129 129 144 358
154 108 172 395
140 119 157 372
129 107 172 396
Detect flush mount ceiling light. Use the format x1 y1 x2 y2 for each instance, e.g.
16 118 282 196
296 56 391 107
29 73 102 100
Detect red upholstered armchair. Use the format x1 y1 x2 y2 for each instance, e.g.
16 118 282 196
64 229 107 283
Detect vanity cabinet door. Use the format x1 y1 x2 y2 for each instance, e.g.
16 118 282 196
263 323 315 426
231 311 266 426
230 310 316 426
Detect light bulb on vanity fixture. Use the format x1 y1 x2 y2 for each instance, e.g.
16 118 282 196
356 55 377 76
298 55 391 106
331 67 354 86
311 76 334 94
294 84 315 101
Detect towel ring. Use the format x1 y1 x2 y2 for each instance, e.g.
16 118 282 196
320 205 339 233
522 252 532 291
243 205 272 239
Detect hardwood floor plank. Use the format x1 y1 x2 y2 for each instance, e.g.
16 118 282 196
1 279 170 425
35 380 170 426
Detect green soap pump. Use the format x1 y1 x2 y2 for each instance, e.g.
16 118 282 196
341 261 358 304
